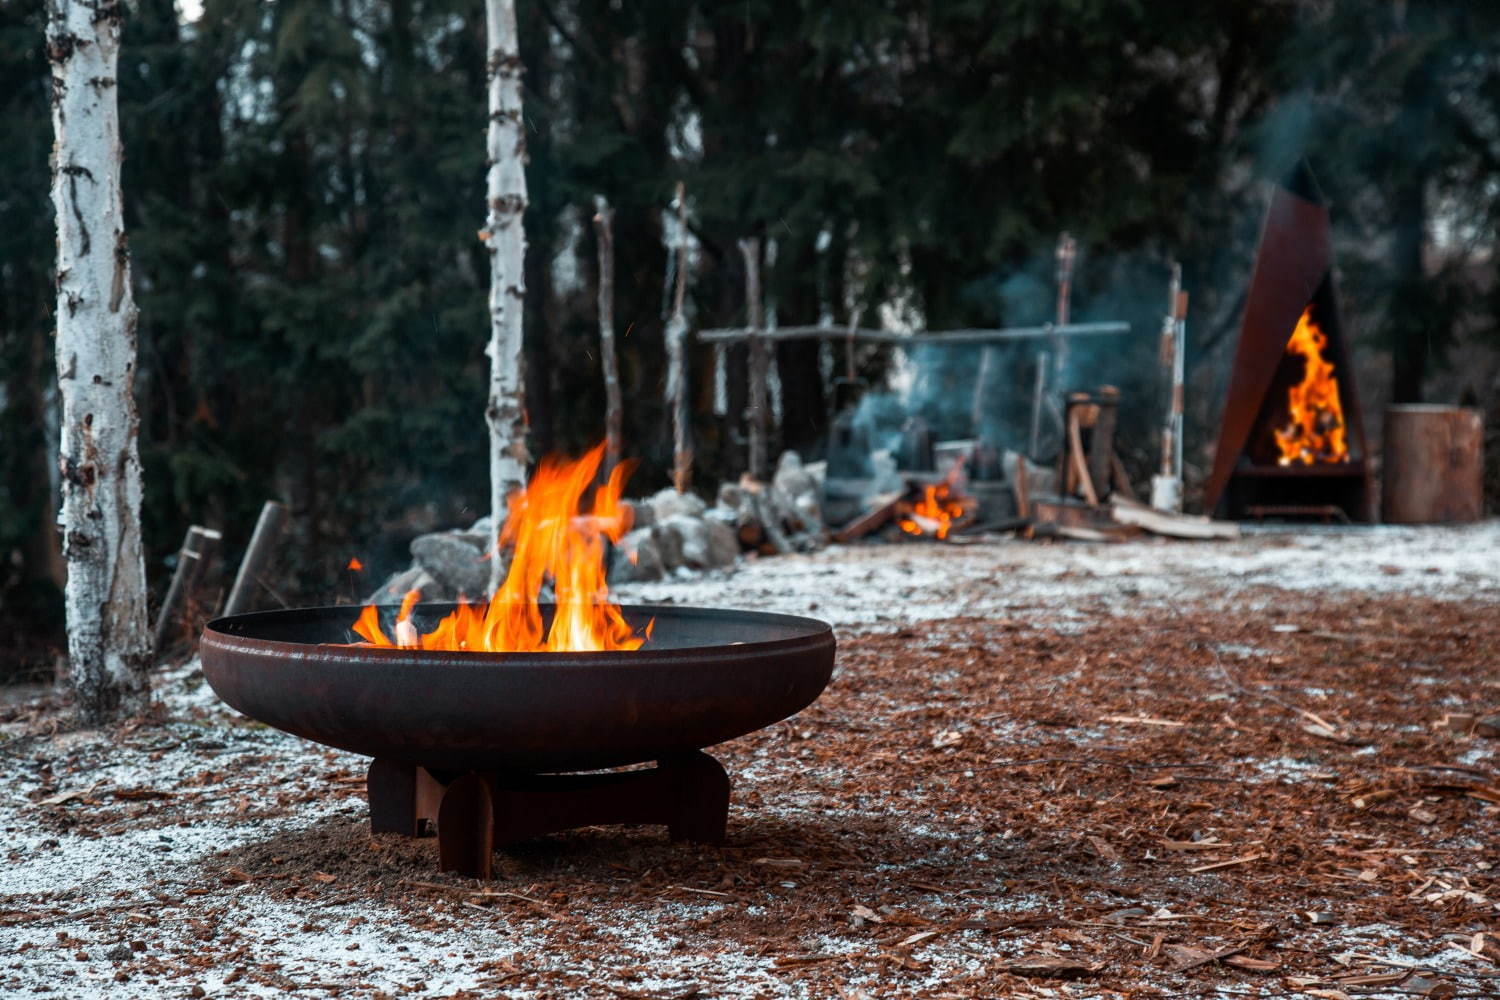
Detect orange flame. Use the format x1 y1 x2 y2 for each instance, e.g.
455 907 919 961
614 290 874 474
1274 307 1349 466
346 557 364 572
897 459 974 540
350 443 649 653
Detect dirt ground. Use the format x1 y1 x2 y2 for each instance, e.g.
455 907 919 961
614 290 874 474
2 523 1498 999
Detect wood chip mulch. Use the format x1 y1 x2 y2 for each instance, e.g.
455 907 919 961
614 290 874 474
2 589 1498 998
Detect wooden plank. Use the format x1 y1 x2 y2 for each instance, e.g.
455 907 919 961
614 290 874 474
1109 497 1240 539
833 492 903 543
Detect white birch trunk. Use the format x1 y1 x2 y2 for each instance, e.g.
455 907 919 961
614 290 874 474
663 184 692 492
592 196 622 471
483 0 529 592
47 0 151 722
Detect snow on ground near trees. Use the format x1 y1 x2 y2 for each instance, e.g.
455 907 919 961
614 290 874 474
2 522 1498 999
614 519 1500 623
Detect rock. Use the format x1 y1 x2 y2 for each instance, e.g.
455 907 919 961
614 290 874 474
652 520 686 571
608 528 664 583
649 486 706 522
702 517 740 568
365 567 444 604
774 451 820 508
365 566 426 604
662 514 714 570
625 499 656 530
451 530 491 553
715 484 762 549
410 532 489 598
468 514 493 538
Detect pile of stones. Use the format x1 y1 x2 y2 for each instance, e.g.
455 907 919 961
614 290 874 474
365 451 828 602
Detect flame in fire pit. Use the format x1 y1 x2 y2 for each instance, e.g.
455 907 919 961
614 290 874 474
352 443 651 653
897 460 974 540
1274 306 1349 466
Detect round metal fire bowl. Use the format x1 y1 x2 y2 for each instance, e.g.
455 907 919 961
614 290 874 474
200 604 835 773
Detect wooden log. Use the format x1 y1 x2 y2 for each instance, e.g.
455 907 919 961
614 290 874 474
224 500 288 616
1110 497 1240 540
1382 405 1484 523
834 492 903 543
1012 453 1031 521
1087 385 1120 499
153 525 222 655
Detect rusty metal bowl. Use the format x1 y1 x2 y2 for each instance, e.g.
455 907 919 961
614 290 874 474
200 604 835 774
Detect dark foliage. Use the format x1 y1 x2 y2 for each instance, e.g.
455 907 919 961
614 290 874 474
2 0 1497 662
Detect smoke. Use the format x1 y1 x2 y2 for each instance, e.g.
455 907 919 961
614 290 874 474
884 245 1176 464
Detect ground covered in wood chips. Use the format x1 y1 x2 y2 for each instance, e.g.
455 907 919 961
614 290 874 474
2 522 1499 999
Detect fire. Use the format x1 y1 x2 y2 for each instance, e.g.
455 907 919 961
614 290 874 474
346 557 364 572
350 443 650 653
1274 307 1349 466
897 459 974 540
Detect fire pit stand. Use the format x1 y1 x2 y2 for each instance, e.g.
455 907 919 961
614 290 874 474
200 603 834 880
367 753 730 879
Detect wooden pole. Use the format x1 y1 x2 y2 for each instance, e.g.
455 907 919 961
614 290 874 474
1157 264 1182 478
153 525 222 655
592 196 622 471
664 183 693 492
1028 350 1050 458
739 237 768 481
1051 233 1077 392
1171 290 1187 481
697 320 1129 345
224 501 288 616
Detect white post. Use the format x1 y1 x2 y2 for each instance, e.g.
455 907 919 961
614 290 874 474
47 0 151 721
483 0 529 591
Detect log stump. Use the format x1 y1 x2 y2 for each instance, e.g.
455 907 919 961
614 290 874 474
1382 405 1484 523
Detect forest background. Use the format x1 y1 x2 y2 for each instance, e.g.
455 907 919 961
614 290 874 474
2 0 1497 676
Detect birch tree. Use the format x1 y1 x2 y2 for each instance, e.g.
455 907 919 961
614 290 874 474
46 0 151 722
483 0 529 591
592 196 622 471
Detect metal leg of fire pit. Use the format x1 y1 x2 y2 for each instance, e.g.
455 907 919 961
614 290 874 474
366 760 444 837
660 750 731 844
438 773 496 879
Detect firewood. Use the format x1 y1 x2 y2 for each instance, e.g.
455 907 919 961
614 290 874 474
834 492 902 543
224 500 288 616
1110 497 1240 540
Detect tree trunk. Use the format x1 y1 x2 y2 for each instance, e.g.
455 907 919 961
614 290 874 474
483 0 529 590
663 186 692 492
47 0 151 723
739 237 768 481
592 197 622 471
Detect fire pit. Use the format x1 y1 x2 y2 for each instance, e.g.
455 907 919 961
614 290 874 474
201 602 834 878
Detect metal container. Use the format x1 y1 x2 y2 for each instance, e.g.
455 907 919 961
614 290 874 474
200 603 835 774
